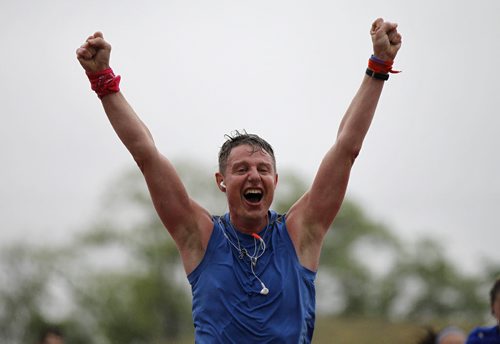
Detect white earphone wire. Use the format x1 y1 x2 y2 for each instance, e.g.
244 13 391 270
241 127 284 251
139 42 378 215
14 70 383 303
217 215 270 295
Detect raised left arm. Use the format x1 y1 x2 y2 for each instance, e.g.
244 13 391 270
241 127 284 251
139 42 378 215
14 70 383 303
286 18 402 270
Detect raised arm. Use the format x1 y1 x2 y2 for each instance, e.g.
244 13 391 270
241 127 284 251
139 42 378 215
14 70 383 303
76 33 213 274
286 18 402 270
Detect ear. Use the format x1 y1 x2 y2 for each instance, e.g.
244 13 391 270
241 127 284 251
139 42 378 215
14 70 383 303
274 173 279 188
215 172 226 192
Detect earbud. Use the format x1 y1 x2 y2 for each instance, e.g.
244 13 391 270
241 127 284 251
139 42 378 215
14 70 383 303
260 282 269 295
219 181 226 189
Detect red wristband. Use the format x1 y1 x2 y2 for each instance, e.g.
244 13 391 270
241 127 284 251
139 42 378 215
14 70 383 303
368 55 401 74
86 68 121 99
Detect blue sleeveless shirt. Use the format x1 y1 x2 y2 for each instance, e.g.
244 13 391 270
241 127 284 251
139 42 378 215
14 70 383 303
466 326 500 343
187 210 317 343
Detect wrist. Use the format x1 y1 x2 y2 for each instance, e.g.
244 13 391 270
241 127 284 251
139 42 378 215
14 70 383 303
365 68 389 81
365 55 401 81
86 68 121 99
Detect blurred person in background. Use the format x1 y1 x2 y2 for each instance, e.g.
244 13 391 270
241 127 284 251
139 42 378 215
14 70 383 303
38 327 64 344
466 278 500 343
418 326 466 344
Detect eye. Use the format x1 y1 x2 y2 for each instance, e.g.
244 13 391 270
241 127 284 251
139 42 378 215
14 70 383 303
258 165 271 174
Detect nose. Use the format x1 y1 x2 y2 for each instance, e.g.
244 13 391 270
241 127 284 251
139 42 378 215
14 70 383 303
247 167 260 182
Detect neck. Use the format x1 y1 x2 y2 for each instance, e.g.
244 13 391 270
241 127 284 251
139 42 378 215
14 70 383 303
229 213 269 235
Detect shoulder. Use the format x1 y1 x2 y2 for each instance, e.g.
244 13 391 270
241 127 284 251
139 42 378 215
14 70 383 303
270 210 285 226
467 326 500 342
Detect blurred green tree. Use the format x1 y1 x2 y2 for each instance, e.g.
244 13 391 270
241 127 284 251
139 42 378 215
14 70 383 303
381 238 488 322
0 244 91 343
319 199 402 317
0 160 496 343
67 168 193 343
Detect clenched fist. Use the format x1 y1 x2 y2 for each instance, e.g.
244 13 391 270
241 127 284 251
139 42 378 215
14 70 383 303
76 32 112 73
370 18 402 61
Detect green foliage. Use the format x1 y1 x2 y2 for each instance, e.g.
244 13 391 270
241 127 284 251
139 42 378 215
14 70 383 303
0 244 93 343
383 238 488 322
67 169 193 343
1 160 498 342
0 245 48 342
319 199 402 317
73 269 191 343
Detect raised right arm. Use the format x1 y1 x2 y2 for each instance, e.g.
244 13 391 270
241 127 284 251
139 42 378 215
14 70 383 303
76 32 213 273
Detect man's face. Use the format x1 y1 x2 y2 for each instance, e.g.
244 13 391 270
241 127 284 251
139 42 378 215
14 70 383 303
492 291 500 322
439 333 465 344
220 144 277 227
43 334 64 344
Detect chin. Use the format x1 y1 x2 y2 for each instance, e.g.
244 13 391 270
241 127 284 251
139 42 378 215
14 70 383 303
242 206 268 218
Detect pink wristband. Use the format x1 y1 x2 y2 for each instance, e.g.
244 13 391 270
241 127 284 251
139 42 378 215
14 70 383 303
86 68 121 99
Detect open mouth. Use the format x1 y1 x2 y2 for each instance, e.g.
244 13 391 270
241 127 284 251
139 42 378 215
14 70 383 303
244 189 263 204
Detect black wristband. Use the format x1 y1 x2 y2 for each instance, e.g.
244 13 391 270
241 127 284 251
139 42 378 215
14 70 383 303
366 68 389 81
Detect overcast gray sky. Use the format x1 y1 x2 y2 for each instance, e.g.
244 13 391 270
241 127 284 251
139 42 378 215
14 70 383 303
1 0 499 273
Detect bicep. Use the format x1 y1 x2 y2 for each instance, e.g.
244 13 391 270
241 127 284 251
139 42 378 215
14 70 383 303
138 150 211 245
286 144 353 270
299 141 354 230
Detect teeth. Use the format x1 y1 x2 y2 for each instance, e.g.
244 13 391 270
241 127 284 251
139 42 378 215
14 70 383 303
245 189 262 195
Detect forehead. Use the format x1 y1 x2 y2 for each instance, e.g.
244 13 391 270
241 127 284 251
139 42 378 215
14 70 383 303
441 334 465 344
227 144 273 165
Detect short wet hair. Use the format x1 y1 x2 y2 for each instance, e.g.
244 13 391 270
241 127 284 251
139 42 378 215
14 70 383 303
39 326 64 343
218 130 276 174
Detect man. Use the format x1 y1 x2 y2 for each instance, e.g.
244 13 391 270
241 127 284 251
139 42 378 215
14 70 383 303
418 326 466 344
466 278 500 343
437 327 467 344
76 18 402 343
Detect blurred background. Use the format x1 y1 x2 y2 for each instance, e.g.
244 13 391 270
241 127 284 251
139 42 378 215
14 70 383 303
1 0 499 343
